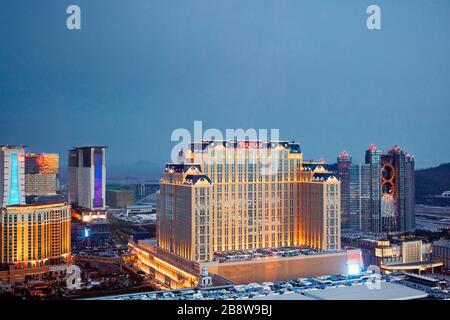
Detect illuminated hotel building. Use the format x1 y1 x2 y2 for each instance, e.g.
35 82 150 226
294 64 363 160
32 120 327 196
132 140 350 289
0 145 26 208
25 153 59 197
299 163 341 250
159 140 334 262
125 141 362 288
68 147 107 222
0 202 71 284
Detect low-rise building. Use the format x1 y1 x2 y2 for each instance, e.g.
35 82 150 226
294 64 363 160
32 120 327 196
128 238 363 289
106 189 134 208
432 240 450 271
341 234 440 274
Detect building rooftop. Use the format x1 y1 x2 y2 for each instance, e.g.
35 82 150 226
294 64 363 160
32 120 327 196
1 145 26 149
3 202 70 212
164 163 202 173
184 174 212 185
86 272 429 301
142 239 157 247
341 232 388 241
304 282 428 300
433 240 450 248
25 153 58 156
188 140 301 153
212 246 339 263
312 172 339 182
69 146 108 151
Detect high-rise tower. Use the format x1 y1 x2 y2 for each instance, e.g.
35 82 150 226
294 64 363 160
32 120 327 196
364 144 383 233
337 145 415 234
68 146 107 222
380 146 415 232
337 151 351 229
0 145 26 208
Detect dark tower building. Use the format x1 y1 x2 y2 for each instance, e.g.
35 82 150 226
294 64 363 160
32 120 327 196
337 145 415 235
337 151 351 230
380 146 415 233
365 145 383 233
362 145 415 234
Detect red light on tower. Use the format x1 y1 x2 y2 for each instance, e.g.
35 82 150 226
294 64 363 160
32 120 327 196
339 150 349 158
368 144 377 151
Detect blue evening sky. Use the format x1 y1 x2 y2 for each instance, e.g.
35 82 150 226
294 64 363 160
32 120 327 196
1 0 449 171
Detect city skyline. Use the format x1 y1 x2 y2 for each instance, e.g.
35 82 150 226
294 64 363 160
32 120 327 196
1 1 450 303
1 1 450 169
0 141 426 182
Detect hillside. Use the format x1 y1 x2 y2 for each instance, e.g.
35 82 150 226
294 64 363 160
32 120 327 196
415 163 450 203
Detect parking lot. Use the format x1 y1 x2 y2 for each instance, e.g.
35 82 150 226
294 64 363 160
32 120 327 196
92 272 407 300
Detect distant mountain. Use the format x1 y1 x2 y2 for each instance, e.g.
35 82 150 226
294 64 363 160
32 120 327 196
415 163 450 203
59 160 163 184
107 160 162 183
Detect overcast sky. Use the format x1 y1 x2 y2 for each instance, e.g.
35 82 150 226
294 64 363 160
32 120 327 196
1 0 450 170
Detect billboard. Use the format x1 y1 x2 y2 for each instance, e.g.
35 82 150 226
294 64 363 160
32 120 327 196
25 154 59 174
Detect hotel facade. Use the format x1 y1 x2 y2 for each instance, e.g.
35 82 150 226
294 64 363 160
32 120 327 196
158 141 340 262
130 140 356 289
1 145 72 285
0 202 71 284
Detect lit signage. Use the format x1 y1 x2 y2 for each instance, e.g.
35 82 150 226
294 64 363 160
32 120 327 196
25 154 59 174
237 141 263 149
346 249 363 277
93 149 103 208
347 262 362 276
